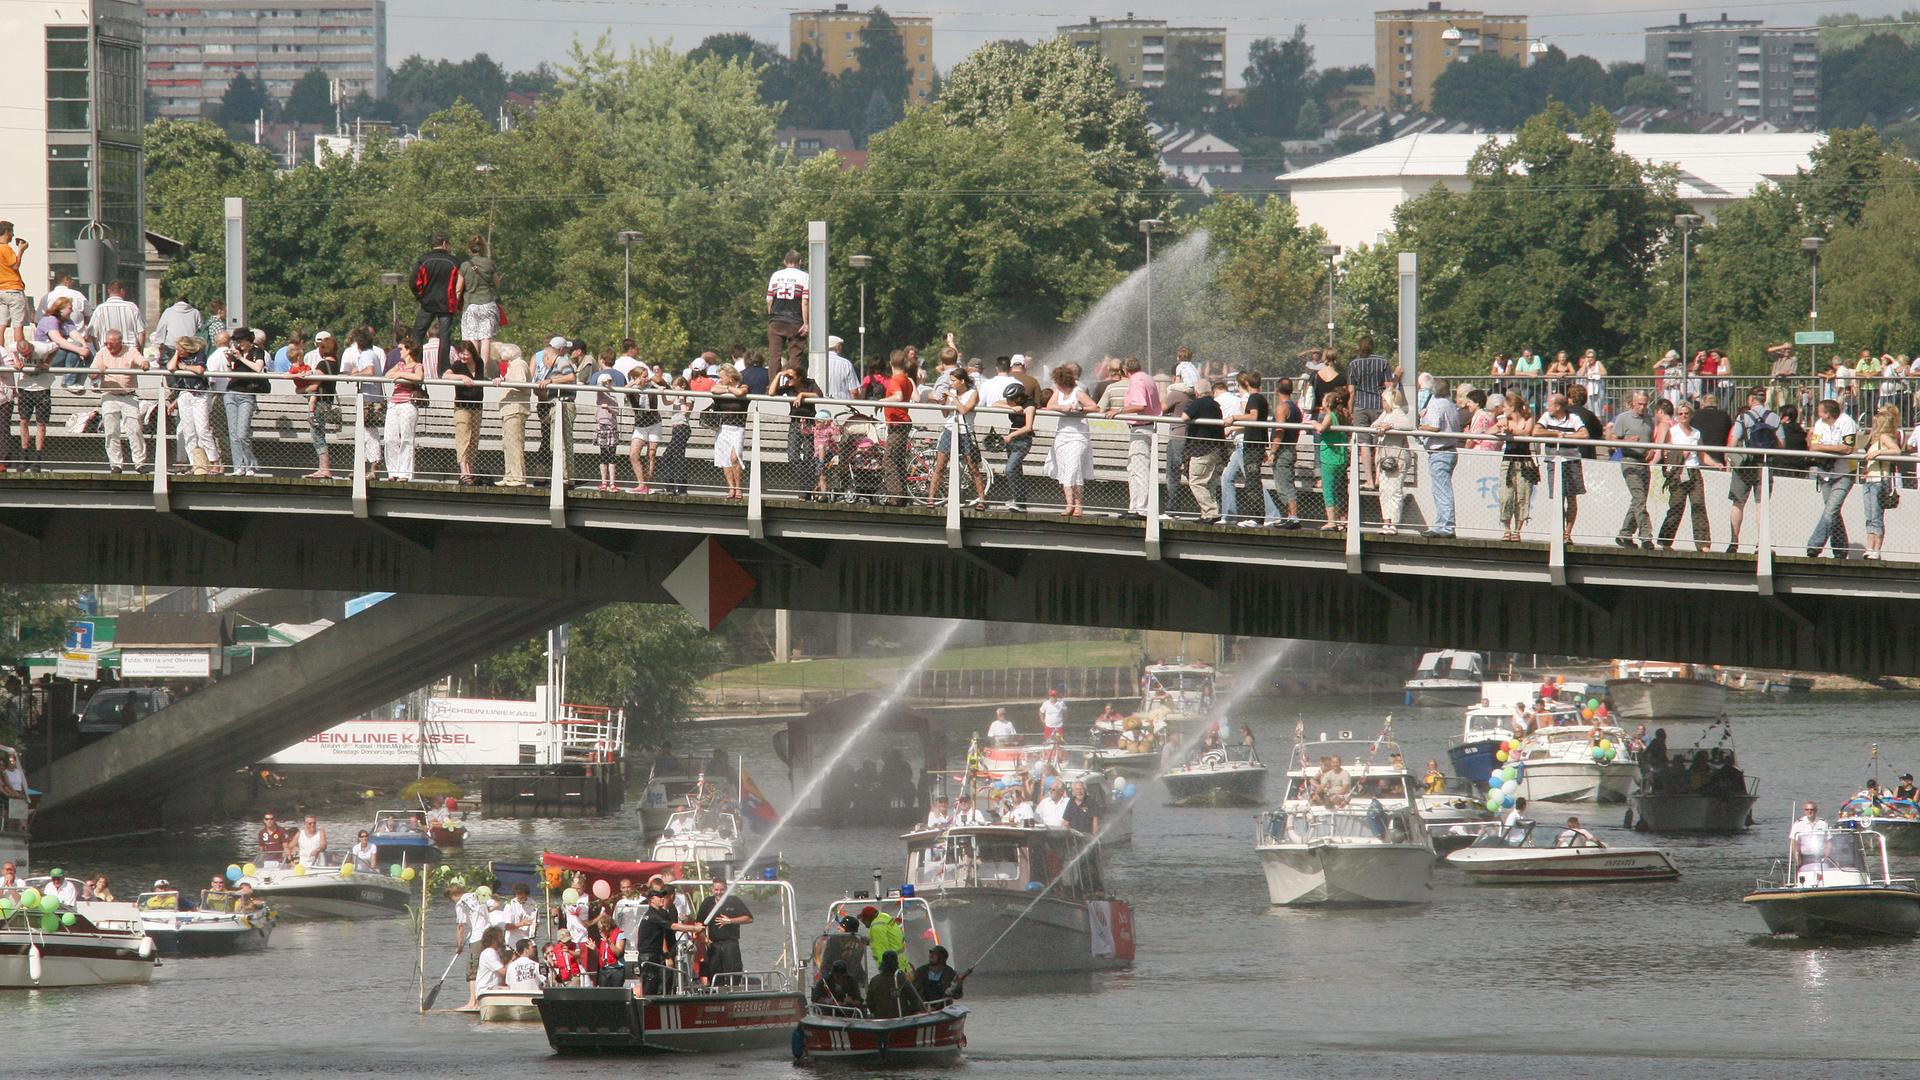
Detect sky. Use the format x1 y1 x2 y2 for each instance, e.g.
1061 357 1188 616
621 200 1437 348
391 1 1897 83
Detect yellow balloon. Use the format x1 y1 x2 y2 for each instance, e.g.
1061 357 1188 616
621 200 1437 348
242 863 258 877
339 862 355 877
1495 750 1509 762
401 866 417 882
293 864 307 877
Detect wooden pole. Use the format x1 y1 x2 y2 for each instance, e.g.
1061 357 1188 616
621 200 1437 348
417 872 429 1012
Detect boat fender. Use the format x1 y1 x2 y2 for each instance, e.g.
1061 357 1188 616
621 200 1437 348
139 935 156 960
28 943 42 983
791 1025 806 1060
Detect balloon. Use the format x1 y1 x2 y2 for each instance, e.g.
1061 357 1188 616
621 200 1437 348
0 898 12 918
1502 795 1516 808
1599 739 1612 750
1487 798 1503 813
1501 780 1519 795
1597 705 1610 718
40 894 60 913
41 914 60 933
1501 766 1518 782
592 879 611 900
20 888 39 908
1124 783 1138 799
475 886 492 899
226 866 242 883
1587 698 1599 709
1495 751 1509 762
242 863 258 878
294 864 307 877
402 867 418 882
387 864 401 878
339 862 355 877
562 888 581 906
1582 708 1595 720
60 913 75 927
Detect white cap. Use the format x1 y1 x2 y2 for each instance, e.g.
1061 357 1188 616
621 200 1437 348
827 335 844 349
313 330 333 341
1663 349 1680 361
1010 354 1028 367
550 336 567 349
691 358 708 371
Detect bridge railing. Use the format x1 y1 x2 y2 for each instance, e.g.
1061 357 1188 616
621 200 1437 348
4 367 1917 580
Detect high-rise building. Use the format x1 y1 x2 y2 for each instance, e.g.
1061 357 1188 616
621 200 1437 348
1644 14 1818 127
0 1 145 300
1058 17 1227 99
1372 3 1530 111
145 1 388 121
790 5 935 105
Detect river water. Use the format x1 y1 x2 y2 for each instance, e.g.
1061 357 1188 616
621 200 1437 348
10 690 1920 1078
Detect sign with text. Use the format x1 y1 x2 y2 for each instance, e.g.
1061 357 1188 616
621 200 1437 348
121 649 213 679
266 698 541 766
1794 330 1835 345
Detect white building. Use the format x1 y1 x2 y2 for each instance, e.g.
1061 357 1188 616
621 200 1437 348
1281 131 1823 251
1151 124 1244 183
0 1 145 303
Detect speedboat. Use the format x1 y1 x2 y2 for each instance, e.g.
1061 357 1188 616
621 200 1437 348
1138 661 1215 734
1606 660 1727 721
137 890 274 956
1256 734 1434 905
649 807 741 874
1088 718 1166 777
1514 724 1637 804
1416 775 1498 854
1628 725 1759 833
1837 795 1920 854
894 822 1133 975
1447 689 1581 786
369 809 442 868
0 898 155 987
1404 650 1485 707
1744 825 1920 937
638 762 709 835
245 859 412 919
1446 820 1679 884
1160 744 1267 807
536 877 806 1054
797 1001 970 1065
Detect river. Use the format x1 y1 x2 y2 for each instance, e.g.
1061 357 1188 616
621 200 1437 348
8 690 1920 1077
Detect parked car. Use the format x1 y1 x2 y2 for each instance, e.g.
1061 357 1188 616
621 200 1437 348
76 687 174 740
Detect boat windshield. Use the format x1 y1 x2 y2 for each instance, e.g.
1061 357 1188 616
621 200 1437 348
907 829 1100 896
1259 805 1419 845
1463 707 1520 738
372 810 429 835
1791 829 1871 876
662 809 741 841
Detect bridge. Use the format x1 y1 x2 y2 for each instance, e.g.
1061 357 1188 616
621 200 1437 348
1 372 1913 679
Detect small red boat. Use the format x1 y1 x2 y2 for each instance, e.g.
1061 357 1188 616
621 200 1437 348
797 1002 969 1065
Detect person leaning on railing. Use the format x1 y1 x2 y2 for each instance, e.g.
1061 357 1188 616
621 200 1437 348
492 343 531 487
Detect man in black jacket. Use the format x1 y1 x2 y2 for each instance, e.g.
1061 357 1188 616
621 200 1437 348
410 231 460 351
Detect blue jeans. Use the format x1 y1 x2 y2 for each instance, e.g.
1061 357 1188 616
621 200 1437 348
999 436 1031 506
1220 445 1248 522
1428 451 1457 533
660 424 690 493
1863 480 1886 537
224 393 257 472
1808 472 1855 554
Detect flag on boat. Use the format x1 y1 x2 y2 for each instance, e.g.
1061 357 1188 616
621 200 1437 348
738 766 779 827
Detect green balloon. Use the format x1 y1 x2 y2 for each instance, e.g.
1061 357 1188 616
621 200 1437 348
0 898 13 918
18 887 39 908
60 912 76 927
40 913 59 933
40 894 59 914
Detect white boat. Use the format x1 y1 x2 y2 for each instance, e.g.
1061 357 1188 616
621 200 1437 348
478 988 543 1022
1160 745 1267 807
1255 734 1434 905
0 900 156 988
1606 661 1728 721
246 860 412 919
1404 650 1485 707
1514 724 1637 804
1628 725 1759 833
1745 826 1920 937
1837 795 1920 855
1446 820 1679 884
638 762 707 835
649 808 741 874
1138 662 1215 731
137 891 274 956
1416 776 1498 854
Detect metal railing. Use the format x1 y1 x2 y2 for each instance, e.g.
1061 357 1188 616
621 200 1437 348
5 367 1920 586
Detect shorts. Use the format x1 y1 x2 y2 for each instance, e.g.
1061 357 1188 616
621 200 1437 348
0 290 27 326
1727 466 1760 506
630 421 660 445
466 946 481 983
16 387 50 423
936 427 976 457
459 302 500 340
1557 458 1585 497
1352 407 1381 444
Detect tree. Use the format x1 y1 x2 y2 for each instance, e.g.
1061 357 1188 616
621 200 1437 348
779 45 838 129
283 68 335 126
1236 27 1315 139
1528 49 1612 115
1190 196 1334 357
1819 184 1920 353
383 53 511 128
1148 39 1220 131
1429 53 1532 128
1819 12 1920 52
1820 34 1920 129
1794 125 1918 231
1622 73 1683 110
215 73 273 130
838 7 910 143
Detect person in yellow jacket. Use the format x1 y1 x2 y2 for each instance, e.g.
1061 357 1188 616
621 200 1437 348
858 904 905 974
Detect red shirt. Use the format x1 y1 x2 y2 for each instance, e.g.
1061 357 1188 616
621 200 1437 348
258 825 287 856
884 373 915 426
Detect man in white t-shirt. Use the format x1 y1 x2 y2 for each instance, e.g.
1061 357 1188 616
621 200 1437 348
474 938 507 996
1037 787 1070 828
824 336 857 403
1037 692 1066 741
505 941 542 990
452 883 488 1005
1806 399 1859 559
44 868 79 906
986 708 1018 746
1788 801 1826 840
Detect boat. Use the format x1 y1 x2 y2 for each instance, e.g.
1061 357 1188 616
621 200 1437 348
1606 661 1728 721
894 822 1134 975
1514 724 1637 804
1255 733 1434 905
649 807 741 875
1087 717 1166 778
1744 825 1920 937
1138 661 1215 732
1837 795 1920 854
1159 745 1267 807
0 899 156 987
1416 776 1498 854
796 1002 970 1065
245 859 412 919
536 876 806 1054
478 988 543 1022
1404 650 1485 707
369 809 443 868
1446 820 1679 883
638 761 710 835
427 799 469 849
1446 686 1582 786
963 745 1135 845
1627 722 1759 833
137 890 274 956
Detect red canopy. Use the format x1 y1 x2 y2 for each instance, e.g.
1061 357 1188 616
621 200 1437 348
541 852 682 893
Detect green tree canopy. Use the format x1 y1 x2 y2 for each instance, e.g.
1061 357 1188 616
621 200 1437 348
283 68 335 126
1820 35 1920 131
215 73 273 130
1235 27 1315 139
1149 39 1221 132
1621 72 1683 110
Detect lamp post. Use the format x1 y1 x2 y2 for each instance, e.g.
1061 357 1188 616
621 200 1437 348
1674 214 1701 363
1138 218 1166 373
848 254 874 366
1317 243 1342 350
617 231 643 341
378 271 404 330
1801 236 1826 372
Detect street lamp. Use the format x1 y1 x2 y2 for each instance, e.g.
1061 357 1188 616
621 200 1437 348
617 231 644 340
1317 243 1342 350
1801 236 1827 372
1674 213 1702 363
848 254 874 366
378 271 405 330
1138 219 1167 373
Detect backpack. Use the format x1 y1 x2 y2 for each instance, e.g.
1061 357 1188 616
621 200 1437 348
1739 409 1780 450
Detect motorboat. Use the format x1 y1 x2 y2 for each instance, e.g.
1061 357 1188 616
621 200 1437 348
478 988 543 1022
963 745 1134 844
1447 687 1581 786
1837 795 1920 854
1404 650 1485 707
797 1001 969 1064
1416 775 1498 854
1446 820 1679 883
368 809 442 868
536 877 806 1054
1606 661 1727 721
426 800 469 849
1160 745 1267 807
638 762 709 835
245 858 412 919
0 898 155 987
1087 717 1167 777
1514 724 1637 804
649 807 741 875
1627 723 1758 833
1256 734 1434 905
895 823 1134 975
1744 825 1920 937
1138 661 1215 733
137 890 274 956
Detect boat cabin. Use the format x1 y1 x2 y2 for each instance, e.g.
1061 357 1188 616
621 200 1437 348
1258 803 1426 848
1141 664 1214 715
1282 738 1416 807
904 825 1107 900
1518 725 1633 764
1787 827 1896 888
977 742 1102 781
1413 650 1484 683
651 808 742 869
1470 820 1607 851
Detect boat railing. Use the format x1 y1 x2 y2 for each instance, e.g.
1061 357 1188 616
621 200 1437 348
708 968 797 993
639 961 692 996
809 1002 867 1019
